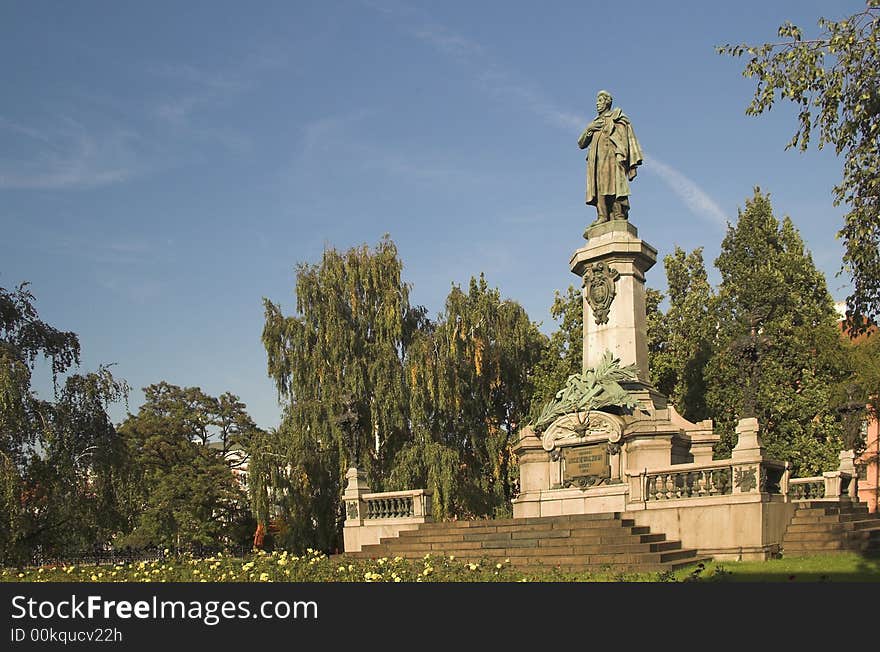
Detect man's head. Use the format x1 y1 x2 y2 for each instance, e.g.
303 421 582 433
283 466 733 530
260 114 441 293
596 90 612 113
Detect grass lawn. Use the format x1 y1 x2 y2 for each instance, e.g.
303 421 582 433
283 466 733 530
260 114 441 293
683 553 880 582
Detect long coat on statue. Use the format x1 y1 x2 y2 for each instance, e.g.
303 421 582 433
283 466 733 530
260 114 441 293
578 107 644 207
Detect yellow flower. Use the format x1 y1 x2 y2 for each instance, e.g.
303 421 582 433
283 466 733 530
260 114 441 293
90 574 98 581
496 563 503 569
259 573 270 582
449 555 455 561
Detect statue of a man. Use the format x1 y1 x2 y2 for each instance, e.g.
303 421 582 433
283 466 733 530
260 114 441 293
578 90 644 223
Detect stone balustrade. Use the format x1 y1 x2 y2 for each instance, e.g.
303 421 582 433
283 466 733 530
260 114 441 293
645 465 733 501
787 477 825 500
787 470 856 501
341 467 433 553
627 458 786 503
362 490 431 520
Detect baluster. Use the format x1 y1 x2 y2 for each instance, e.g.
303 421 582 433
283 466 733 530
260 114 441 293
655 475 666 500
664 473 674 499
696 471 707 496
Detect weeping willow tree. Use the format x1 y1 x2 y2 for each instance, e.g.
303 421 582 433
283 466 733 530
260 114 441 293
259 236 424 551
397 275 545 519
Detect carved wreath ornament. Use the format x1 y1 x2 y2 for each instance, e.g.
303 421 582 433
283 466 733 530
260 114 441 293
583 261 619 325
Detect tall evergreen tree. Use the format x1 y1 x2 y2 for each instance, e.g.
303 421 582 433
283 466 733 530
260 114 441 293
705 189 848 472
650 248 716 421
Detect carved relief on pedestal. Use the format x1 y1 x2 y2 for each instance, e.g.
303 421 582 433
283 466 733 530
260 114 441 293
583 261 620 325
541 410 623 452
541 411 624 490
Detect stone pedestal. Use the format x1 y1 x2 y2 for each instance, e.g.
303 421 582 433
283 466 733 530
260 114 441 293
512 218 720 520
571 221 657 383
731 417 764 461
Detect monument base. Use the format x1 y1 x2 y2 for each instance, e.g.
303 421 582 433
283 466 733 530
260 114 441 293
513 483 629 519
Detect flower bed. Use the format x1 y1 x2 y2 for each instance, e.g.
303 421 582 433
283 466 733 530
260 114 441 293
1 548 662 583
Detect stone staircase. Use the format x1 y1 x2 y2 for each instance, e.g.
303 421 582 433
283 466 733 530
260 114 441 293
347 512 708 573
782 499 880 556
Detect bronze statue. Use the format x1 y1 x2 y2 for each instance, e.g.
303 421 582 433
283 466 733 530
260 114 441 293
578 90 643 223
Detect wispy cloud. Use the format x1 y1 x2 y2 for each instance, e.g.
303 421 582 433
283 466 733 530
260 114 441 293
97 275 164 304
474 66 584 131
291 109 471 187
642 155 729 227
367 4 730 228
413 25 485 60
148 49 287 126
0 117 139 190
300 110 374 157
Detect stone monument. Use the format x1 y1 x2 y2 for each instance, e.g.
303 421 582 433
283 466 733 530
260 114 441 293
512 90 719 518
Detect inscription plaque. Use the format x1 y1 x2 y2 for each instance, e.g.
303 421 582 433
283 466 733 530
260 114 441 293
563 444 610 488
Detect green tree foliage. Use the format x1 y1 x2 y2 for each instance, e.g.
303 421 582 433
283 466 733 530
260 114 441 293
650 248 716 421
26 367 130 556
529 286 583 420
847 333 880 424
399 274 545 518
117 382 257 550
259 236 423 550
645 287 667 381
0 283 129 563
704 190 848 472
718 1 880 327
258 240 546 544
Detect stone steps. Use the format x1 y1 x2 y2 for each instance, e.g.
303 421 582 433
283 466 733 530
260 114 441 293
348 511 708 573
782 499 880 557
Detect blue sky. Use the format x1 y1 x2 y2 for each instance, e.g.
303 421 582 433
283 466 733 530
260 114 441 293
1 0 862 429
